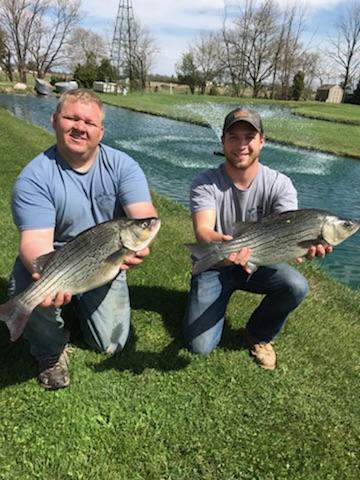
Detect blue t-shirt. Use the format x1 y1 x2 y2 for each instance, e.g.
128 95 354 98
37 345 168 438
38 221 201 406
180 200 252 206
12 143 151 245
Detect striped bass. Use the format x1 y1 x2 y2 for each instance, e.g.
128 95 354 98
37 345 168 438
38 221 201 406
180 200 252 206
0 217 161 342
187 209 359 275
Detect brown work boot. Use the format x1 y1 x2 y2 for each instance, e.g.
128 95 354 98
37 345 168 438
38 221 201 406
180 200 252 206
37 349 70 390
245 332 276 370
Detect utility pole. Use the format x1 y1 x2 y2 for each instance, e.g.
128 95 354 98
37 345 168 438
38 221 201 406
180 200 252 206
110 0 136 89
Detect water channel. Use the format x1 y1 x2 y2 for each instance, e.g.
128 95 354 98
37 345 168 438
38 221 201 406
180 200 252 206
0 93 359 290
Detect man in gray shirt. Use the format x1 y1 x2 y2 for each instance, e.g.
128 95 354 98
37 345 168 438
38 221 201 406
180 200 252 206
183 107 331 369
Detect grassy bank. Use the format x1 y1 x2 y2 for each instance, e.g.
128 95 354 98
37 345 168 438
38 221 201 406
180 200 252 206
1 108 360 479
99 92 360 159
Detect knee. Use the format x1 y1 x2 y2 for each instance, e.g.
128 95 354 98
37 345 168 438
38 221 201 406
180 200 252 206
287 274 309 305
186 331 220 355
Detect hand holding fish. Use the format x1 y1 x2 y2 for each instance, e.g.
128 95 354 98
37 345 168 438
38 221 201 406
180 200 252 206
32 271 73 308
224 246 253 274
120 247 150 270
296 244 333 263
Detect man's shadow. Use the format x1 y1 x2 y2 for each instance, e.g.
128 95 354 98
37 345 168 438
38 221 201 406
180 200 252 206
92 284 248 376
91 285 191 375
0 279 247 387
0 277 36 388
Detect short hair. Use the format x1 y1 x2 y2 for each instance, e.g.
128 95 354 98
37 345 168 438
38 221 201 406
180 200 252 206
55 88 105 123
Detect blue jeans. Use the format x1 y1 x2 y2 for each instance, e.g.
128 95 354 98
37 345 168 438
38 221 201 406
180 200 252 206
183 263 308 355
8 257 131 358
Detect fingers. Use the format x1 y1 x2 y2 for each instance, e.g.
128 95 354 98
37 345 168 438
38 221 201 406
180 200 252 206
306 244 333 260
227 247 252 272
120 248 151 271
40 291 72 308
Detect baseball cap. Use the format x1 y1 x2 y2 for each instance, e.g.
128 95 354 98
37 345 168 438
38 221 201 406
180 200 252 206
222 107 264 135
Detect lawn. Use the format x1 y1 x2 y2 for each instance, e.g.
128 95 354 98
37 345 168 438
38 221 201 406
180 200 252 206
98 92 360 159
0 108 359 479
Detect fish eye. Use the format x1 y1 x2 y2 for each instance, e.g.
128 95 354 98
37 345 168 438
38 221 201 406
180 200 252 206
141 220 149 229
343 220 353 228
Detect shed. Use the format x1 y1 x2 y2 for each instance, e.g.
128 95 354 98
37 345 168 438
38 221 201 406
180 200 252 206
93 81 118 93
315 84 343 103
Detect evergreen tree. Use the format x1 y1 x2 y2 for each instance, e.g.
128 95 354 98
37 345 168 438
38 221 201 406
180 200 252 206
176 52 199 94
350 79 360 104
97 58 118 83
73 52 98 88
292 71 305 101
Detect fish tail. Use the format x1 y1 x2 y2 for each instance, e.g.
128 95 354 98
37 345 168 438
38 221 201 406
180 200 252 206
186 243 225 275
0 298 32 342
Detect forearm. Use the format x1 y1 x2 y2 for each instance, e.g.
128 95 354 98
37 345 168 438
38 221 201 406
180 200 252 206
194 226 227 244
19 229 54 274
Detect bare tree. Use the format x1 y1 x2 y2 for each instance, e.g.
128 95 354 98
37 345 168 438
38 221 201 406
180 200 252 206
28 0 81 78
124 21 157 91
274 3 307 99
220 0 255 96
243 0 278 97
192 32 223 94
0 26 13 81
220 0 279 97
0 0 47 82
327 1 360 93
66 27 107 73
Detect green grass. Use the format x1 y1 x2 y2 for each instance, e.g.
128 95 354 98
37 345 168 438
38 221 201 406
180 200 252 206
1 107 360 479
292 103 360 125
99 92 360 158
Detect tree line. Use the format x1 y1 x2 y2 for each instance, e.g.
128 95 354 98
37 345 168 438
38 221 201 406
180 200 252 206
1 0 360 102
176 0 360 101
0 0 156 91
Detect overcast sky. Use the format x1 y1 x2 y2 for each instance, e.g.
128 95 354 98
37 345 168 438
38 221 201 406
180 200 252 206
80 0 349 76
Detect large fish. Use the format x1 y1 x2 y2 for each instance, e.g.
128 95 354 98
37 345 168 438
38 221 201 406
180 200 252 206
187 209 359 275
0 217 161 342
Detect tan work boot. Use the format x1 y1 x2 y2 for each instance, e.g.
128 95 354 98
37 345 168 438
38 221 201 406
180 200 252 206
250 341 276 370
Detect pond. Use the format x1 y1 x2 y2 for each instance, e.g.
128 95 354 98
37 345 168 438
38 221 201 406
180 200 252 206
0 93 359 290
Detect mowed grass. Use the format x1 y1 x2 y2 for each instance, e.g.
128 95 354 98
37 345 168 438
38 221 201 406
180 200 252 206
0 107 360 479
99 92 360 159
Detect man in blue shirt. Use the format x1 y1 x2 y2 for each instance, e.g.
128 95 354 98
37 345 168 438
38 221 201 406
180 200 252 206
9 89 158 390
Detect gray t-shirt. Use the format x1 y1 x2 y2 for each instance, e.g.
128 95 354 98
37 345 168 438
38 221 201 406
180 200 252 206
190 163 298 235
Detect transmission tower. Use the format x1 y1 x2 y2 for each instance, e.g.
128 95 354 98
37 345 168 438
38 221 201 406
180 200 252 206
110 0 136 83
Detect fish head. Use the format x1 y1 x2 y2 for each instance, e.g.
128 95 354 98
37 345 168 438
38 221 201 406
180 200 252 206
322 215 360 246
120 217 161 251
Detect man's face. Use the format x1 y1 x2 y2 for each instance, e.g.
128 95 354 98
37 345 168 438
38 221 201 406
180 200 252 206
222 122 264 170
51 99 104 161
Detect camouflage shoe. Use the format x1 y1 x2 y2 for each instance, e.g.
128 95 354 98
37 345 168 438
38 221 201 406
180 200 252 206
37 349 70 390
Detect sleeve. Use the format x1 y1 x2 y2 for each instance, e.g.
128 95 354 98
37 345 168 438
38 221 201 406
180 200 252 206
11 177 56 231
271 174 298 213
117 153 152 206
190 174 216 213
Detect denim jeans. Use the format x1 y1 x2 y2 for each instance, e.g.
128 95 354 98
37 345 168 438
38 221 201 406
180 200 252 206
8 257 131 358
183 263 309 355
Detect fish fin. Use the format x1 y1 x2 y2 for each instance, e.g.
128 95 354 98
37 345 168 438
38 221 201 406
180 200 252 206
185 243 225 275
0 298 32 342
185 243 213 259
32 251 56 274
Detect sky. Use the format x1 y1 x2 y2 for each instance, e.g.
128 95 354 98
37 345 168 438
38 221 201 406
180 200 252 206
80 0 350 76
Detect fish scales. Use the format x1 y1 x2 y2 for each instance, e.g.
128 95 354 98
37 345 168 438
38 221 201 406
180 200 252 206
187 209 360 275
0 217 161 341
24 222 122 305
